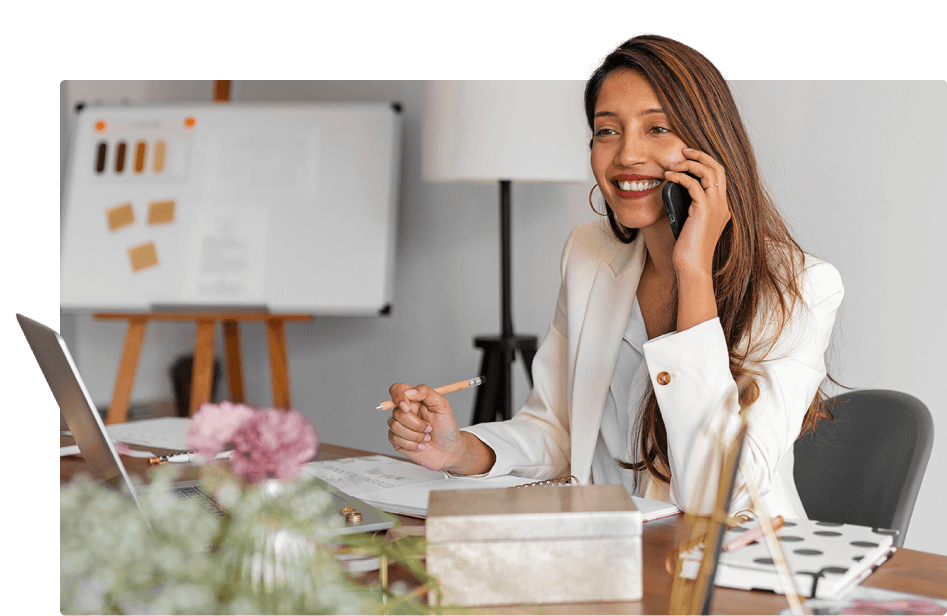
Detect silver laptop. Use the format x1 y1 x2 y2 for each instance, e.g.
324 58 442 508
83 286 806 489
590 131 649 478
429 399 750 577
19 313 395 534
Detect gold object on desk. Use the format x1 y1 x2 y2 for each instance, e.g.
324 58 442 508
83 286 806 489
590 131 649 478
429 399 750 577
667 386 806 616
668 418 748 615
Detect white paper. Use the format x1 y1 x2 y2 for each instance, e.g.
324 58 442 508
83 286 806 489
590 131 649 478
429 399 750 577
179 207 268 303
303 455 446 493
303 455 535 517
104 417 191 451
303 455 682 518
60 444 156 458
631 496 681 522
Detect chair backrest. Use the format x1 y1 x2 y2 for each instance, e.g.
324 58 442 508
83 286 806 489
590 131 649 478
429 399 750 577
793 389 934 548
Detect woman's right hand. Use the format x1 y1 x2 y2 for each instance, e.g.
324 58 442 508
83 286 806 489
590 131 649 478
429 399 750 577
386 383 496 474
386 383 464 472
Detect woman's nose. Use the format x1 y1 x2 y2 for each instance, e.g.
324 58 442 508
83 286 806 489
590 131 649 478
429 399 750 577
615 135 647 166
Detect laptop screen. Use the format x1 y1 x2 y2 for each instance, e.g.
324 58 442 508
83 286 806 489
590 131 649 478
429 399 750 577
17 313 140 502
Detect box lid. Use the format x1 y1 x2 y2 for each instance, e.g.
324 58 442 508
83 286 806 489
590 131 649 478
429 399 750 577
427 485 642 542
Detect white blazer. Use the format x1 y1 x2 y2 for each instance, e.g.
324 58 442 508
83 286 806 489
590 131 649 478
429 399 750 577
464 221 844 518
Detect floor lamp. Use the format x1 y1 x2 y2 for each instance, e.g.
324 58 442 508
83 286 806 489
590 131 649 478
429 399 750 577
422 81 588 423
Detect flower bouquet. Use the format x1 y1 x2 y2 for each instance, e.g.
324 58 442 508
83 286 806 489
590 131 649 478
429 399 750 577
60 402 437 614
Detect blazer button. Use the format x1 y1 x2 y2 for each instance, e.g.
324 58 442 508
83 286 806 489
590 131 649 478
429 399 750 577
656 371 671 385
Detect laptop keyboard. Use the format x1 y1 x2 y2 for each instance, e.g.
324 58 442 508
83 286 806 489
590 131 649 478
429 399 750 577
172 486 228 518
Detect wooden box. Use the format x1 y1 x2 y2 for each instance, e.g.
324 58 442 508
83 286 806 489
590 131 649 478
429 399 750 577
426 484 642 607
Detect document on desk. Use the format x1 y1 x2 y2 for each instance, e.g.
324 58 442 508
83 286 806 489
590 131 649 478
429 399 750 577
302 455 535 517
303 455 682 519
102 417 191 451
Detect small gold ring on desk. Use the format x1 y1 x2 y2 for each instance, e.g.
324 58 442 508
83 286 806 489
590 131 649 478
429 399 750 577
340 506 355 515
345 511 363 524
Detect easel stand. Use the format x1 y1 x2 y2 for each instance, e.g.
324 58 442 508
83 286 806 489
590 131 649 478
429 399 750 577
93 311 313 424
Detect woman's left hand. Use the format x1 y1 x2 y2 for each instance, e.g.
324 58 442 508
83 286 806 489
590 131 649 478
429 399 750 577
664 147 732 277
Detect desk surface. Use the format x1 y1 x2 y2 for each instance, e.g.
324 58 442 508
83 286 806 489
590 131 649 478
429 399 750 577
61 436 947 615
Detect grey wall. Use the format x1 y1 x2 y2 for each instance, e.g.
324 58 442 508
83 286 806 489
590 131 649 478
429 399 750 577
58 79 947 555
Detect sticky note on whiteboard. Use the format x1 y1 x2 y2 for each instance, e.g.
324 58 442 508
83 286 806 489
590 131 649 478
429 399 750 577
128 242 159 272
106 202 135 231
147 199 175 225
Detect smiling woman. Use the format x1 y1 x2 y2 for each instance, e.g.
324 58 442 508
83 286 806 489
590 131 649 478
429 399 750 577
384 34 844 522
581 36 837 500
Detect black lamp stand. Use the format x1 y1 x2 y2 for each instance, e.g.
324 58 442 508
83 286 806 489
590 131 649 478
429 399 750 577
470 180 538 424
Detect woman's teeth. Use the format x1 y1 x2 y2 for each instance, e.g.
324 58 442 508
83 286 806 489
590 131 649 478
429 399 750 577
617 179 661 191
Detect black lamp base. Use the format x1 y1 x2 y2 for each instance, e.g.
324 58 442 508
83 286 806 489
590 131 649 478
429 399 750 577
470 334 538 424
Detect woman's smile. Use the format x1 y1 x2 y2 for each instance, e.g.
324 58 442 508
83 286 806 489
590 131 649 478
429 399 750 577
612 174 664 199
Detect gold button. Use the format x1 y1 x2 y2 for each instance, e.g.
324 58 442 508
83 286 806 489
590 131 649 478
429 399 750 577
656 371 671 385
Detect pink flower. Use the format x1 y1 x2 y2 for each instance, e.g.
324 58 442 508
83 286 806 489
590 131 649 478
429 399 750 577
186 401 258 457
229 408 319 482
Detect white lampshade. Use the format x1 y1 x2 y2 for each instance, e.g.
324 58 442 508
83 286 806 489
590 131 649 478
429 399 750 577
422 81 590 183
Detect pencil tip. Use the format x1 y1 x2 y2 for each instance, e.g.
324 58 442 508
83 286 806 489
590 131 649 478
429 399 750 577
375 404 383 410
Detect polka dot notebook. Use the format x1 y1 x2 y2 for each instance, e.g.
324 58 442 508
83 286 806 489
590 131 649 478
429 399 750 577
680 519 897 599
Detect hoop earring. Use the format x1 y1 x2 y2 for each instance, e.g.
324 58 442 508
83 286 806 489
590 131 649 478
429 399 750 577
589 184 608 217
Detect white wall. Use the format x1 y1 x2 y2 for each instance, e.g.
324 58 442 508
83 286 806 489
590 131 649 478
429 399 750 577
58 79 946 555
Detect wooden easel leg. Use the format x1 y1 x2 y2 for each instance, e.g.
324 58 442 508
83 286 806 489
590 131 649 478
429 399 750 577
266 318 291 409
106 317 147 425
222 320 245 403
190 319 216 416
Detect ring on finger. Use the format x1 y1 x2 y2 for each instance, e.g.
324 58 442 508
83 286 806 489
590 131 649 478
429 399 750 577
704 182 720 190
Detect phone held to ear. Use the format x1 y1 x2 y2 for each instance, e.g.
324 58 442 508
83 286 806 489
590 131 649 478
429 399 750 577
662 174 696 240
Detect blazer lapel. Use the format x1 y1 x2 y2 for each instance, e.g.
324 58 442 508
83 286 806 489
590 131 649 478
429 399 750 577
569 236 646 484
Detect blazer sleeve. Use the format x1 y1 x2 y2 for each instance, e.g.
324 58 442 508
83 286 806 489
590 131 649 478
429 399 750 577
643 258 844 514
459 229 580 480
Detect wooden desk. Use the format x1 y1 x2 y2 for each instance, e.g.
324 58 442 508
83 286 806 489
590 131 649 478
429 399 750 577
60 437 947 614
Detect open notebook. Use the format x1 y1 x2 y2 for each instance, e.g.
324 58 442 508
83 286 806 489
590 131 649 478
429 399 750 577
304 454 681 520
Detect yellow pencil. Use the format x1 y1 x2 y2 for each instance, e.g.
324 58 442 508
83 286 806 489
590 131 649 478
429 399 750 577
375 376 486 411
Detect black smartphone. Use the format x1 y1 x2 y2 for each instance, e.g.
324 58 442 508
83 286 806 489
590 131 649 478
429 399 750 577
662 175 694 240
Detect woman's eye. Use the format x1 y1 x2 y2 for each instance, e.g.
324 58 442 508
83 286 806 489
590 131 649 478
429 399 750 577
594 128 617 137
650 126 671 135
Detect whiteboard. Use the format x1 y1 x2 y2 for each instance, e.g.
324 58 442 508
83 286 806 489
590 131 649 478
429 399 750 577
61 103 402 315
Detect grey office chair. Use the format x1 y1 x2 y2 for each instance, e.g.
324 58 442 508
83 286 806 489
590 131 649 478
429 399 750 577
793 389 934 547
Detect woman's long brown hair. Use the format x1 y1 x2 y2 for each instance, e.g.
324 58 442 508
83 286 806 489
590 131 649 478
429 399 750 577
584 35 833 487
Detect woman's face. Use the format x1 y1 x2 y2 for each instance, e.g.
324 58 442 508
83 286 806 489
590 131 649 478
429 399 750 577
590 69 689 231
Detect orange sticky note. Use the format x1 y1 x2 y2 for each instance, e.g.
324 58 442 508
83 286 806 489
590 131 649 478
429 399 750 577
147 199 175 225
128 242 159 272
106 202 135 231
